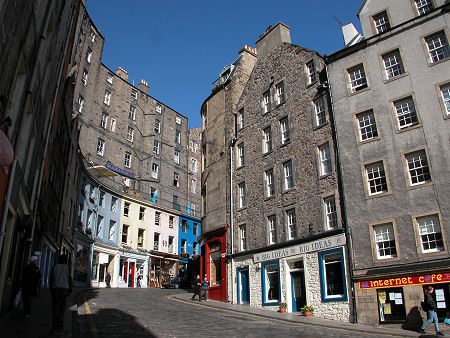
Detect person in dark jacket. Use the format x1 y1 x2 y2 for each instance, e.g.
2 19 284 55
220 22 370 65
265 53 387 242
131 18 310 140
419 286 444 335
201 275 209 301
50 254 72 332
191 275 201 301
105 272 111 288
20 256 41 318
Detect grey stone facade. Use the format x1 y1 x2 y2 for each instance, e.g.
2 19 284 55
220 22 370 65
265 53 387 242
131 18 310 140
227 23 352 321
327 0 450 326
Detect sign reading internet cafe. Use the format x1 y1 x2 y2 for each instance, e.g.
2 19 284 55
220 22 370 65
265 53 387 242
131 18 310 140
359 272 450 289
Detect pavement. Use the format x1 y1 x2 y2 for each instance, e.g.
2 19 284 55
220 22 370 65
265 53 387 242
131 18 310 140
2 287 450 337
173 292 450 338
0 288 76 338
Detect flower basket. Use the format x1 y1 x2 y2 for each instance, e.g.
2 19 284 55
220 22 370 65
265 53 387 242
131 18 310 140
279 302 287 313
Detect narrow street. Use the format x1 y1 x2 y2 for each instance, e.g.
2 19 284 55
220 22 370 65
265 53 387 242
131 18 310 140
75 288 416 338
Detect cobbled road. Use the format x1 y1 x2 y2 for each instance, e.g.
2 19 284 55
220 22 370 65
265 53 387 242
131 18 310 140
76 288 404 338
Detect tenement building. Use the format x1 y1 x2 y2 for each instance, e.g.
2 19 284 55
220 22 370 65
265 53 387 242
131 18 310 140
71 4 201 287
326 0 450 326
200 45 257 301
227 23 352 321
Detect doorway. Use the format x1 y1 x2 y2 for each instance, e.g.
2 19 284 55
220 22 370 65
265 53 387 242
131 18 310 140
291 270 306 312
237 267 250 304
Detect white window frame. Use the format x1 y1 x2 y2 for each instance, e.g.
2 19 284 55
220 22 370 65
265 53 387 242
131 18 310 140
77 95 84 113
425 31 450 63
191 158 197 173
176 116 182 125
374 223 397 259
263 127 272 153
262 91 270 113
191 179 196 194
100 113 108 129
415 0 434 15
155 119 161 133
264 169 275 198
174 150 180 164
82 69 88 86
237 109 244 129
356 110 378 142
275 82 285 105
124 152 132 168
127 127 134 142
440 84 450 116
89 29 96 43
104 90 111 106
280 117 290 145
286 209 297 240
109 220 115 240
306 60 316 84
129 106 136 120
319 143 332 176
382 49 405 79
393 96 419 130
96 138 105 156
131 89 138 100
237 143 244 167
86 48 92 63
267 215 277 244
106 73 113 84
405 150 431 186
110 118 116 132
238 182 246 208
283 160 294 190
156 104 162 113
416 214 444 253
365 161 389 196
373 11 390 34
323 196 338 230
153 140 160 154
151 163 159 179
173 172 180 187
175 130 181 144
314 97 326 126
240 225 247 251
348 64 368 92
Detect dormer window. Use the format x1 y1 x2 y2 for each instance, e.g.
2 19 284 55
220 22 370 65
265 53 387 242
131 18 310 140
373 11 390 34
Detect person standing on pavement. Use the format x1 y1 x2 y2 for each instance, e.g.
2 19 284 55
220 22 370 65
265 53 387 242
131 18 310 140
50 254 72 332
201 275 209 301
20 255 41 318
191 274 201 301
419 286 444 335
105 271 111 288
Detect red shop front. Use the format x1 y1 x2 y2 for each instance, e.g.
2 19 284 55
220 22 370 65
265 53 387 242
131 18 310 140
199 226 228 302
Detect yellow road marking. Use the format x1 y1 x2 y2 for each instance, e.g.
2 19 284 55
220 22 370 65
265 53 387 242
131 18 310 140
166 294 403 337
84 291 99 338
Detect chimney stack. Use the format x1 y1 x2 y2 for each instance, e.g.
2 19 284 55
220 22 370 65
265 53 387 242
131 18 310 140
255 22 291 59
138 79 149 95
116 67 129 82
239 44 257 57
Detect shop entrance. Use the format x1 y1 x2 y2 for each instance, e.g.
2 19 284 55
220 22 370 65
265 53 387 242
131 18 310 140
237 268 250 304
289 260 306 312
377 288 406 323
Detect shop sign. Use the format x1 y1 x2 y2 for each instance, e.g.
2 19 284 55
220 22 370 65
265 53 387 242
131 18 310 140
359 272 450 289
253 234 345 263
105 161 136 179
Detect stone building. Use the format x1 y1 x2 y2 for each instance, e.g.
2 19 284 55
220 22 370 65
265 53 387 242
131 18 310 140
227 23 352 322
199 45 257 301
0 0 81 313
71 4 201 288
326 0 450 326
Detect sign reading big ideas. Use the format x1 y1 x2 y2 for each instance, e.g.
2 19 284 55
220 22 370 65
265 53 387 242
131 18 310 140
359 273 450 289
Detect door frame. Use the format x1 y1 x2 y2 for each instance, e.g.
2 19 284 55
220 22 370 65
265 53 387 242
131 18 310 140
236 266 250 304
284 257 306 313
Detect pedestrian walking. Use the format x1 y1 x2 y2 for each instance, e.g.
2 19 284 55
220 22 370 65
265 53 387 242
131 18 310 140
50 254 72 333
105 271 111 288
419 286 444 335
20 255 41 318
201 275 209 301
191 274 201 301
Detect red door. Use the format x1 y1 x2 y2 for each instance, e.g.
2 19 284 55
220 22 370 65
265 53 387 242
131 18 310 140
129 262 135 288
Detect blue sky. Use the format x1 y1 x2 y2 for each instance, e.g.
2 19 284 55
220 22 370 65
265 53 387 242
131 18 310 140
86 1 364 128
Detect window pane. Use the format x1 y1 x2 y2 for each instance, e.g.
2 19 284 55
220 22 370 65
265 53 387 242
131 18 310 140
324 252 344 296
394 97 418 129
357 110 378 141
265 264 279 301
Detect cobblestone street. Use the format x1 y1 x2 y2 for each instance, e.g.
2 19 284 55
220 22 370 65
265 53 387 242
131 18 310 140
75 288 422 338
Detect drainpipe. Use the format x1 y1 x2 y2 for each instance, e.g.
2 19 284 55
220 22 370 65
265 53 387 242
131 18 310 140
325 63 357 323
229 136 236 303
0 159 18 255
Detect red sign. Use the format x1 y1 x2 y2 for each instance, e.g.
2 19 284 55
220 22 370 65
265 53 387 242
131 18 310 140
359 273 450 289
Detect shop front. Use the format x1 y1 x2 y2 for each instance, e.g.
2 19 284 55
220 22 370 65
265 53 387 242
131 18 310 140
115 250 149 288
150 253 179 287
357 272 450 325
73 232 93 287
230 232 352 322
91 245 117 288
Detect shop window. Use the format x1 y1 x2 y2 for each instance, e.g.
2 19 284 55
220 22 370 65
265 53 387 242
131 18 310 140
262 260 280 305
377 288 406 323
318 248 347 302
209 242 222 286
